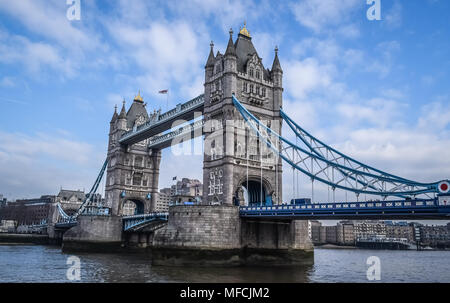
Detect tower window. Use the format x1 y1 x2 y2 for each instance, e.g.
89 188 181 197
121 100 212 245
250 84 254 94
256 69 260 79
125 174 131 185
262 88 266 97
249 68 254 77
256 86 260 95
133 174 142 186
243 82 248 93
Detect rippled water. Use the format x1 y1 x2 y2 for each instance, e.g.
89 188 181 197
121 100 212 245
0 245 449 283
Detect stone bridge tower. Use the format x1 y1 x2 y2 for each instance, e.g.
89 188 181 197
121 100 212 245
105 93 161 216
202 25 283 206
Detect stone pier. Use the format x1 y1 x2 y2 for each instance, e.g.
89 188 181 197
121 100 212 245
152 205 313 266
62 215 123 252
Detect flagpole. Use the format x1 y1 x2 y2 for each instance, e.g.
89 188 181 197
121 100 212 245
166 90 169 112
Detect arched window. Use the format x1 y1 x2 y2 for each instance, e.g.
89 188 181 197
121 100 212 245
262 88 266 97
250 84 254 94
249 68 254 77
243 82 248 93
256 69 260 79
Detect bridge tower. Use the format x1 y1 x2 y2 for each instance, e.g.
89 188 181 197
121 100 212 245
202 24 283 206
105 93 161 216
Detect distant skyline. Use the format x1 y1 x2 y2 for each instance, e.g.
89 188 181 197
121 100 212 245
0 0 450 212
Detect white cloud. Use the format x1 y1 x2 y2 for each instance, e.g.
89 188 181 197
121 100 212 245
0 77 15 87
0 31 75 76
0 131 103 198
290 0 361 33
0 0 97 51
284 57 334 99
384 1 402 28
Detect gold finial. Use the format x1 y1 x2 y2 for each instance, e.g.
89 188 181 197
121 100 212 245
239 21 251 38
134 90 143 102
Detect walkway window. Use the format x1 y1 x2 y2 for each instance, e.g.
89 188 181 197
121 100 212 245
133 174 142 186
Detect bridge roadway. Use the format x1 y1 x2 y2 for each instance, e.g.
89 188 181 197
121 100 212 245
119 94 204 146
239 198 450 220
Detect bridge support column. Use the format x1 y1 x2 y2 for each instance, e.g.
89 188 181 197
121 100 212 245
62 215 123 252
151 205 313 266
240 219 313 265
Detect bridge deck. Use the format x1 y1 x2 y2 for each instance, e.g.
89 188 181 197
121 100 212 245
119 94 204 146
239 199 450 220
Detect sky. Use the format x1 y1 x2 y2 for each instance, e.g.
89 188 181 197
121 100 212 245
0 0 449 219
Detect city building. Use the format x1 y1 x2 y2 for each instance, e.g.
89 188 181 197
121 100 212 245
385 221 415 243
0 220 16 233
170 178 203 204
325 225 337 244
419 224 450 248
353 220 387 240
0 194 7 208
337 221 355 245
156 178 204 211
156 190 171 212
310 220 322 243
1 195 56 226
57 189 104 215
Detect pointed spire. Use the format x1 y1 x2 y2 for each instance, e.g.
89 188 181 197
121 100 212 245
110 104 118 123
134 90 144 103
118 99 127 119
206 41 215 68
225 28 237 57
271 46 282 72
239 21 251 38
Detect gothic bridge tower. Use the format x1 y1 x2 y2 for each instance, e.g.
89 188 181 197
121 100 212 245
202 24 283 206
105 92 161 216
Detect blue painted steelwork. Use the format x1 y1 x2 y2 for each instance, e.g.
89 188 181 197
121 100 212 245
122 213 169 231
56 159 109 226
119 94 205 146
240 198 450 220
232 95 447 199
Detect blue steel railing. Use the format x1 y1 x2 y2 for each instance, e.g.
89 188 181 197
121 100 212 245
119 94 204 144
239 198 450 219
122 213 169 231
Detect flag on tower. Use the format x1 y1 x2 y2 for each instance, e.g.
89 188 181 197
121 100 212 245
159 89 169 94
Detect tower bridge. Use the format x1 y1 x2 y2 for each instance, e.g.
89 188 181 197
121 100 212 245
50 24 449 265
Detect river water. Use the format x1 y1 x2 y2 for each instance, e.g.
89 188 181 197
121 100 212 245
0 245 449 283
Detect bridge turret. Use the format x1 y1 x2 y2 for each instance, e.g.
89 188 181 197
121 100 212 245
271 46 283 110
117 100 128 131
202 23 283 206
224 28 238 98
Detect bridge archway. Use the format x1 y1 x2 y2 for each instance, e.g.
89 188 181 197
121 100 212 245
237 177 273 206
120 198 145 216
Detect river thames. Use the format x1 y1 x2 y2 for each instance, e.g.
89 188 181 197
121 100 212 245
1 245 449 283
